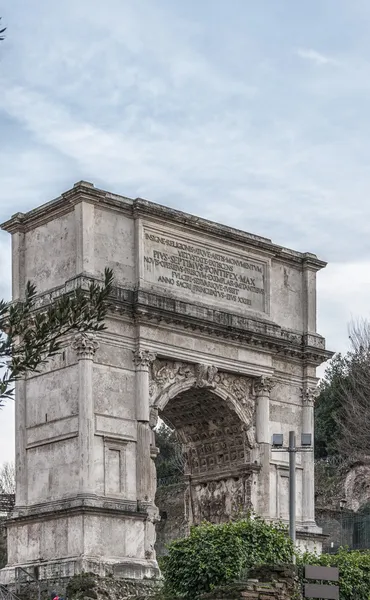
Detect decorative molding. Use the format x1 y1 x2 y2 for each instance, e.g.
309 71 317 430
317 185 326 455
132 349 156 368
7 274 333 367
72 332 99 359
254 375 275 396
301 386 319 407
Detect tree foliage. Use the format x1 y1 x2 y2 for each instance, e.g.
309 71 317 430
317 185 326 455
315 319 370 459
161 516 294 599
155 423 185 481
0 269 114 405
314 353 349 458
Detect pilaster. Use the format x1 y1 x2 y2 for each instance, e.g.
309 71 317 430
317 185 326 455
11 229 25 300
14 377 27 507
133 349 156 422
303 264 317 333
255 376 275 517
72 332 99 495
74 200 95 276
301 385 318 523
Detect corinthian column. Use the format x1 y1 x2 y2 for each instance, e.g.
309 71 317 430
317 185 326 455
301 386 318 524
132 350 156 503
133 350 159 560
255 376 274 443
255 376 275 518
72 332 99 495
133 350 156 422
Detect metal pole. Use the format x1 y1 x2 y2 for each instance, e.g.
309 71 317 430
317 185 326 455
289 430 296 561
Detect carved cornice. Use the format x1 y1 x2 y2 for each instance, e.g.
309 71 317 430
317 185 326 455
8 275 333 368
133 349 156 368
301 386 319 407
254 375 275 396
72 333 99 359
2 183 326 270
132 290 333 367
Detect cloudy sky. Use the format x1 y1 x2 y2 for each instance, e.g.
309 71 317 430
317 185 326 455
2 0 370 466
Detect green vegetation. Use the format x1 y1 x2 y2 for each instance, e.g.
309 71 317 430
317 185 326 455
0 268 113 405
66 573 98 599
299 548 370 600
160 516 294 599
315 353 348 459
315 319 370 460
155 423 184 480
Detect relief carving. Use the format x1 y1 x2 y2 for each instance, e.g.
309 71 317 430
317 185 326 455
149 359 254 422
149 360 193 401
194 363 218 388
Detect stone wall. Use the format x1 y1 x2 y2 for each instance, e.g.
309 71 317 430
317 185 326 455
7 573 159 600
200 566 300 600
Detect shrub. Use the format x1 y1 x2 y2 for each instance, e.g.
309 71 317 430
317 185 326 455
66 573 98 599
161 515 294 599
298 548 370 600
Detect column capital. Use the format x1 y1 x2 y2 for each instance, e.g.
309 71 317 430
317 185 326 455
133 349 156 368
72 332 99 359
255 375 275 396
301 385 319 407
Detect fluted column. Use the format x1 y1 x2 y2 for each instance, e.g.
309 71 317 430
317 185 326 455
255 376 275 517
133 350 156 503
133 350 159 560
301 386 318 524
73 332 99 495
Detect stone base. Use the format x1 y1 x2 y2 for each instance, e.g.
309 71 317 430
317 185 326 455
0 556 160 587
296 522 326 554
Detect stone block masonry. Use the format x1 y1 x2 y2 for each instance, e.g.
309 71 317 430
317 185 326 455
200 566 300 600
0 181 331 585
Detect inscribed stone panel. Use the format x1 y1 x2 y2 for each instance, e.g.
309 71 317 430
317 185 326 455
143 227 268 313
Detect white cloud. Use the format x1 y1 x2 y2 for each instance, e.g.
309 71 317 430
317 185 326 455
296 48 340 66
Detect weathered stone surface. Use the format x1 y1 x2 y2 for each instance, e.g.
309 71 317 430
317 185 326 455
0 181 332 583
199 566 300 600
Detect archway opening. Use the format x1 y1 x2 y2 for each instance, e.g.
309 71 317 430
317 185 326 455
154 384 255 555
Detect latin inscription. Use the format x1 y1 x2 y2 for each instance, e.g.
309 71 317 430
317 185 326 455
143 231 267 312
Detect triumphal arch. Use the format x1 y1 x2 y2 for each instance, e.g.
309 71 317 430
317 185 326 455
0 181 332 583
